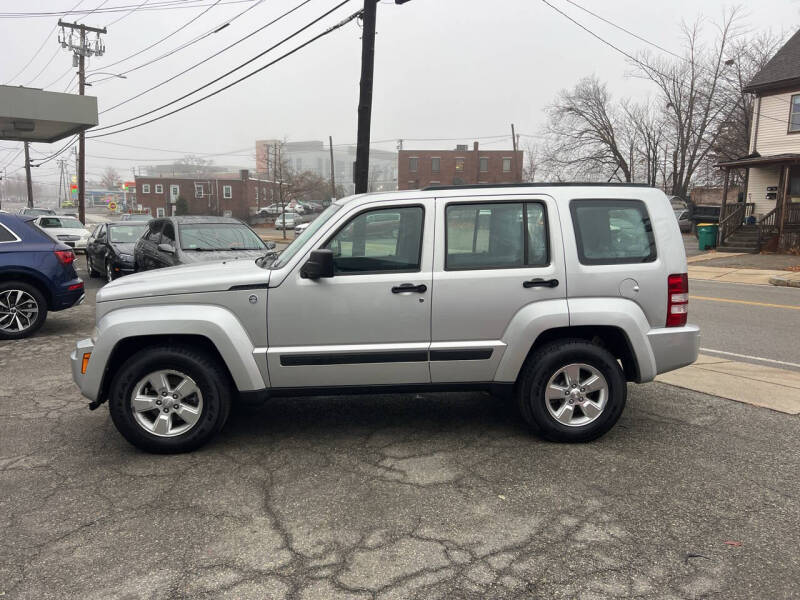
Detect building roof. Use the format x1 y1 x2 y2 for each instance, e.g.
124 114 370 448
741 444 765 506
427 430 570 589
716 153 800 168
744 29 800 93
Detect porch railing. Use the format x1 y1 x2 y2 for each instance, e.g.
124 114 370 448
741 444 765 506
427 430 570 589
718 202 755 245
758 207 778 245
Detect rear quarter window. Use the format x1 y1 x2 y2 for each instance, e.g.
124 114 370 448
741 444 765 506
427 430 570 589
0 222 20 243
570 199 656 265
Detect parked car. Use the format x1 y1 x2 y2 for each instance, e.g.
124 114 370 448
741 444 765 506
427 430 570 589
18 207 56 217
33 215 92 252
294 222 310 236
119 213 152 222
674 208 692 233
274 212 299 230
72 183 699 453
86 222 148 283
0 213 84 340
257 204 281 216
134 216 270 272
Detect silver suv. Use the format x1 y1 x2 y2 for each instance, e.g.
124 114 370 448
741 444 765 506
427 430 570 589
71 184 699 453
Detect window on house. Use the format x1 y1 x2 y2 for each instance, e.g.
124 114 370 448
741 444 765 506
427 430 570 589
154 184 163 194
479 157 489 172
195 183 204 198
141 184 150 194
409 157 418 172
445 202 548 270
502 158 512 172
431 157 440 172
223 185 232 199
156 207 165 218
455 158 465 172
790 94 800 132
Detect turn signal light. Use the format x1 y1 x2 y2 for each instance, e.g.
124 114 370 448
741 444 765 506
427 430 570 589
81 352 91 374
666 273 689 327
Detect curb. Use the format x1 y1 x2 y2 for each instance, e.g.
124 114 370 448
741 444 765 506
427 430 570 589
769 274 800 288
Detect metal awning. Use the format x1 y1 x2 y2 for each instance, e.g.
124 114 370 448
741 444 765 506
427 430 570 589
0 85 98 143
716 153 800 168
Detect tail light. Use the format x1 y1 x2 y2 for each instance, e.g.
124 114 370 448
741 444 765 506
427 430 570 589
54 249 75 266
666 273 688 327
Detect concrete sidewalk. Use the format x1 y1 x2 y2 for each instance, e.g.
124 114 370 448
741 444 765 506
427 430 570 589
769 271 800 288
656 353 800 414
687 264 790 285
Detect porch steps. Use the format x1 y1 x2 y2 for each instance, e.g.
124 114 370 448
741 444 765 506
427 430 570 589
718 224 760 253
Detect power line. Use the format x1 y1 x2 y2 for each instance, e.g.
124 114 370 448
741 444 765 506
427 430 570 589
105 0 151 27
98 0 308 112
96 0 223 72
90 0 354 135
0 0 257 19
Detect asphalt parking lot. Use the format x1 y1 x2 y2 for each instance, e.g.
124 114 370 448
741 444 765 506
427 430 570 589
1 264 799 599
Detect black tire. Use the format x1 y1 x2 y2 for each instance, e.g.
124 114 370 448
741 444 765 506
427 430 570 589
0 281 48 340
516 339 626 443
105 260 115 283
108 345 232 453
87 255 101 278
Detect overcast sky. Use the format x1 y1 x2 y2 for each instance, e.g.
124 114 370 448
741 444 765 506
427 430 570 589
1 0 798 193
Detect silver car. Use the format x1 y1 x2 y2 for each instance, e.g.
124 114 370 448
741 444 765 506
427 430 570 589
71 183 699 453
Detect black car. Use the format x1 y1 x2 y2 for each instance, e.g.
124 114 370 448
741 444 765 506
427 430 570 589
134 216 272 271
86 222 148 282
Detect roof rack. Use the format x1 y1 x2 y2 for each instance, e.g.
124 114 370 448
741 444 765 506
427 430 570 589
421 182 654 191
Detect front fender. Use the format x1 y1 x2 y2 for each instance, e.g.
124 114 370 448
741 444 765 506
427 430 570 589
80 304 266 402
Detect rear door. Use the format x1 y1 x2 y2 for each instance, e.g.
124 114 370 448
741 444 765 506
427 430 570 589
430 194 567 383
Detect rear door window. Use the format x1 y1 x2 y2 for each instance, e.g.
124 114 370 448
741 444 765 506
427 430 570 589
445 202 549 270
570 199 656 265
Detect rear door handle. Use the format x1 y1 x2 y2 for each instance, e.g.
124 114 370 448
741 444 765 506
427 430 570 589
523 278 559 289
392 283 427 294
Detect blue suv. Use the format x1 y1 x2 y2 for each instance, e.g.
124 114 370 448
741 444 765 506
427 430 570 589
0 212 84 340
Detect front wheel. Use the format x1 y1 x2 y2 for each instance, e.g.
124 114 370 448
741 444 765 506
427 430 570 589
108 345 232 453
516 340 626 442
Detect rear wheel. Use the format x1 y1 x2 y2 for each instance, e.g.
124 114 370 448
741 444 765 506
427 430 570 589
108 345 232 453
105 260 115 283
0 282 48 340
516 339 626 442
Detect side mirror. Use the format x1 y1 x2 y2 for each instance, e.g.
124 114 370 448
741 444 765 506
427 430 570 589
300 249 334 280
157 243 175 254
265 241 277 251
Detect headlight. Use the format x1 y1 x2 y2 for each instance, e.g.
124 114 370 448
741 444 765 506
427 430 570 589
118 253 134 262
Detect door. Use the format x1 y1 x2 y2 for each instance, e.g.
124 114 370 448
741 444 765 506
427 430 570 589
155 221 178 268
91 224 108 268
267 199 433 388
137 220 163 270
430 195 567 382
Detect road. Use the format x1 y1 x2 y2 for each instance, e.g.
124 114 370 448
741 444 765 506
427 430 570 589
689 279 800 371
1 263 799 599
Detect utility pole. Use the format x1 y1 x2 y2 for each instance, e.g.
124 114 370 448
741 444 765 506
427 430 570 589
56 159 64 209
276 144 286 240
510 123 519 183
354 0 377 194
329 136 337 203
58 20 107 224
24 142 34 208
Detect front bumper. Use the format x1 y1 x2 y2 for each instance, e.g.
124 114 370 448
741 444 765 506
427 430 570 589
71 337 98 402
647 324 700 375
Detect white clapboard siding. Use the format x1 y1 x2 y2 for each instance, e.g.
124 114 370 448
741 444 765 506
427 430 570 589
753 91 800 155
745 166 781 216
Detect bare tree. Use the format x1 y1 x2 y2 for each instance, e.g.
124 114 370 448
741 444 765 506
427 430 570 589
100 166 121 190
540 76 633 182
633 9 746 198
623 100 666 187
177 154 215 177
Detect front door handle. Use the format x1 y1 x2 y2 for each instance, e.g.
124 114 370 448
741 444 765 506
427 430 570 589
392 283 427 294
523 278 559 289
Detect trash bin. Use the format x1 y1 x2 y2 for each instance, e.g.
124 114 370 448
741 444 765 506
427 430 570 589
697 223 718 250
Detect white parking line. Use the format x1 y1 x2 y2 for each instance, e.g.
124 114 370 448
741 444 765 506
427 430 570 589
699 348 800 370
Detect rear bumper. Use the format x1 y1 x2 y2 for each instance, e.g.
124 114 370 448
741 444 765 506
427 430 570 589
51 280 85 311
647 324 700 376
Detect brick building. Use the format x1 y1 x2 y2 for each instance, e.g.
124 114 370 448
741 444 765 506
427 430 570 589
397 142 523 190
133 170 277 221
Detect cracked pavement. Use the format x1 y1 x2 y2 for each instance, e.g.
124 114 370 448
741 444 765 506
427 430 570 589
1 269 799 599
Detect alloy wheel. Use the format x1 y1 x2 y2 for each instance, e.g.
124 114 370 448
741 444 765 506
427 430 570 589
130 369 204 437
106 261 114 283
0 290 39 334
543 363 608 427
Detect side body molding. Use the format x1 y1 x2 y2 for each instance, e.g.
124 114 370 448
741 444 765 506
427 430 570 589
83 304 266 401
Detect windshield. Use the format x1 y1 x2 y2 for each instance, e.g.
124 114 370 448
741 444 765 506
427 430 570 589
59 218 84 229
26 208 55 216
179 223 266 250
109 224 147 242
271 204 341 268
124 214 152 221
